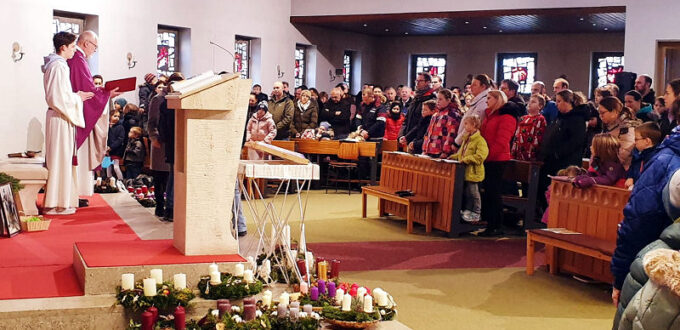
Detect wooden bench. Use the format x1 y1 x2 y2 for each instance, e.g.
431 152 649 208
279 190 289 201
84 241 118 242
362 185 437 233
525 180 629 282
501 160 544 230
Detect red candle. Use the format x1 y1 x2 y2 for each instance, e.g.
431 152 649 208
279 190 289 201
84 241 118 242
135 187 142 195
296 259 307 276
218 302 230 318
315 257 326 271
141 185 148 194
349 286 357 297
141 310 154 330
147 306 159 322
244 304 256 321
331 260 340 278
174 306 186 330
243 297 256 306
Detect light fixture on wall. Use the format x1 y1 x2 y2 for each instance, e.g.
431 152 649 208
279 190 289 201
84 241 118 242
126 52 137 69
12 42 24 63
329 69 336 82
276 65 285 78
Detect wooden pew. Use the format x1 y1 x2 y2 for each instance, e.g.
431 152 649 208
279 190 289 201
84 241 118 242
501 160 544 230
526 180 629 282
362 152 474 235
293 139 380 185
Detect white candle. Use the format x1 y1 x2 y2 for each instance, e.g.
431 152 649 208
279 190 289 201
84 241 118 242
300 281 309 294
210 271 221 284
335 288 345 305
363 295 373 313
121 273 134 291
262 293 272 308
305 252 314 273
150 269 163 284
173 273 186 289
247 256 256 270
209 262 218 274
143 278 157 296
376 290 388 306
270 225 277 251
280 292 290 306
234 263 245 277
341 293 351 311
243 269 254 283
263 259 271 275
283 225 291 248
357 287 367 302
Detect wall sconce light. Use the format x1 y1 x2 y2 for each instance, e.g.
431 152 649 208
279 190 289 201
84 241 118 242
329 69 336 82
126 52 137 69
276 64 284 78
12 42 24 63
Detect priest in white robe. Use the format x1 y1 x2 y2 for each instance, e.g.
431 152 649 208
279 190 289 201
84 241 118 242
42 32 93 215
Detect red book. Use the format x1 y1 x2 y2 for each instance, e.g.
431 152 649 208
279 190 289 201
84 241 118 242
104 77 136 92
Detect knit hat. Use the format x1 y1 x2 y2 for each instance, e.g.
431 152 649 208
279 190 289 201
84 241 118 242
255 101 268 112
662 168 680 221
144 73 156 84
114 98 128 109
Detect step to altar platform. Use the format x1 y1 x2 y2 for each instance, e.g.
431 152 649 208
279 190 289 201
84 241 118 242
73 239 245 295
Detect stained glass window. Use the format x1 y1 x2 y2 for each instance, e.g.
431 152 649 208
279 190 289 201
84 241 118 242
157 28 178 76
592 52 624 89
343 51 352 92
496 53 537 95
53 15 84 35
410 55 446 88
235 38 250 79
295 45 306 88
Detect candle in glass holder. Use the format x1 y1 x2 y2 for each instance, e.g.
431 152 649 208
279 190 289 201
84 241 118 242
243 269 254 283
363 295 373 313
328 282 336 297
279 292 290 306
335 288 344 304
317 280 326 295
121 273 134 290
174 306 186 330
234 263 245 276
150 269 163 284
143 278 157 296
210 271 221 284
277 304 287 318
209 262 218 274
300 281 308 294
331 260 340 278
244 304 256 321
310 286 319 301
341 293 351 311
173 273 186 290
296 259 307 276
141 310 154 330
317 261 328 281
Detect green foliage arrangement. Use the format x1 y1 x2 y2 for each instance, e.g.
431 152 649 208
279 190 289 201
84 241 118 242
197 273 264 300
0 172 23 193
116 281 195 313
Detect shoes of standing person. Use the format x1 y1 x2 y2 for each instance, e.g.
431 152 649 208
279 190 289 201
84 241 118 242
238 231 247 237
45 207 76 215
462 212 480 223
478 228 503 237
163 208 173 222
78 199 89 207
154 207 165 217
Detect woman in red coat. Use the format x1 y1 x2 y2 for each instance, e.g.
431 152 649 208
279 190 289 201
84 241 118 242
478 90 520 236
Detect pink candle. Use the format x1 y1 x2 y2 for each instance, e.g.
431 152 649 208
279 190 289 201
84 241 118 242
141 310 154 330
174 306 186 330
244 304 256 321
296 259 307 276
243 297 256 306
310 286 319 301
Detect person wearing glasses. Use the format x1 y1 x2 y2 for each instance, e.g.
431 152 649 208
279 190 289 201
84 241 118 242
67 30 122 204
398 72 436 146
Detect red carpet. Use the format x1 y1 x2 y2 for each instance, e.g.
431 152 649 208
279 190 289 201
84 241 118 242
0 195 139 300
307 239 544 271
77 240 245 267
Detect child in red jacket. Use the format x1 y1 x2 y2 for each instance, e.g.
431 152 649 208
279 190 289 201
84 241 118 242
512 94 547 160
384 103 405 140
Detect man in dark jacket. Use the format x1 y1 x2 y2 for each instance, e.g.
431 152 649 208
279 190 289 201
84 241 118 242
397 87 413 114
157 72 184 221
501 79 527 116
399 72 436 138
355 90 386 140
269 81 295 140
252 84 268 103
320 88 352 139
401 100 435 154
634 74 656 105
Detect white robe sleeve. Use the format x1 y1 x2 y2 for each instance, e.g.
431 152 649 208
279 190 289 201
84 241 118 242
44 61 85 128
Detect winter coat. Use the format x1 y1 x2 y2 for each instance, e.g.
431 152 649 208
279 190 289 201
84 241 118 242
138 82 154 110
355 103 387 140
456 88 489 146
603 115 639 170
448 130 488 182
541 100 559 126
572 159 626 189
158 96 175 164
611 131 680 291
123 138 145 163
107 121 126 158
614 223 680 328
405 115 432 155
290 100 318 137
480 103 520 162
618 248 680 330
636 104 659 123
384 114 405 140
397 97 412 115
147 91 169 171
123 111 142 136
659 113 677 138
246 112 277 144
422 102 462 158
628 147 660 183
642 89 656 105
268 96 294 140
400 89 436 138
511 114 547 161
539 104 588 175
319 98 352 138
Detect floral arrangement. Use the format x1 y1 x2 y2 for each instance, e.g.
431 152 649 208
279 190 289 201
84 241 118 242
0 172 23 193
321 304 380 323
256 251 299 284
197 273 264 300
116 281 195 312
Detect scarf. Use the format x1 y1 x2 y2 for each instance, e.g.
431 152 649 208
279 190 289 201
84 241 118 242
297 100 310 112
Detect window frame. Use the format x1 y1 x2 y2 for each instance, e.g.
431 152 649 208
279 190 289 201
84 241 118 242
295 45 307 88
53 13 85 35
410 54 447 89
343 50 353 92
234 36 252 79
157 26 180 76
590 51 625 95
495 52 538 96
